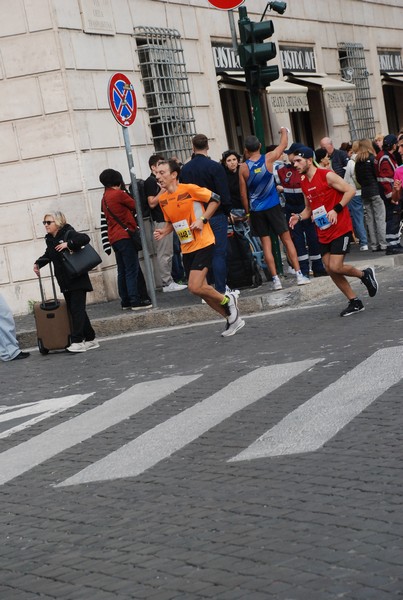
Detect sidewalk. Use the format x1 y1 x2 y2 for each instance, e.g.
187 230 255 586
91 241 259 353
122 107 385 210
15 244 403 348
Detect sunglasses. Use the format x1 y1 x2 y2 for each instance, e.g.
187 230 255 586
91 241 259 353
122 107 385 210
42 220 55 225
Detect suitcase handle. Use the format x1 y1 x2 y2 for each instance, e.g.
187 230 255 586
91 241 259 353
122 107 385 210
38 262 60 310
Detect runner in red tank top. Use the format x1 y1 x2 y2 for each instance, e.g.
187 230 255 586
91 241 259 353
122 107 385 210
289 147 379 317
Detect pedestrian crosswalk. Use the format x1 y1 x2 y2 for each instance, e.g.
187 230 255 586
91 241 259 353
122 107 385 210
0 347 402 487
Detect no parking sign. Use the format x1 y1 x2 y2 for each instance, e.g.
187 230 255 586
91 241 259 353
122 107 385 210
107 73 137 127
207 0 245 9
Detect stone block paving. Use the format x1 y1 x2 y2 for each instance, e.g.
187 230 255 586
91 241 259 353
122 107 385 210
1 266 403 599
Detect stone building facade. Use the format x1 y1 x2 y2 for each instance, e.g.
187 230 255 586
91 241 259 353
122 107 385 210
0 0 402 313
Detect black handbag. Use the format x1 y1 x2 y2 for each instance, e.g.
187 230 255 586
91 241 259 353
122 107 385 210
62 233 102 277
103 195 142 252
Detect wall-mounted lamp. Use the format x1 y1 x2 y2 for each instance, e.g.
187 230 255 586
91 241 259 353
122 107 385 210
260 1 287 21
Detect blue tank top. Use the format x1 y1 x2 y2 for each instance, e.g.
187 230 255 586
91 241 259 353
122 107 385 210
246 155 280 212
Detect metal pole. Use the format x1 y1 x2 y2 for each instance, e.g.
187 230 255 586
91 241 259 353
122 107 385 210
228 10 238 54
122 126 158 308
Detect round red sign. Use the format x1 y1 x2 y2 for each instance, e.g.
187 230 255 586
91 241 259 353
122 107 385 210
108 73 137 127
207 0 245 9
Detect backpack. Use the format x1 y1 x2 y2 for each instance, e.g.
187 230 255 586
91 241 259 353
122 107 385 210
129 179 150 219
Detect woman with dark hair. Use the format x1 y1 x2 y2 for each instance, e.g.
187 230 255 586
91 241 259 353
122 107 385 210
355 139 387 252
33 211 98 353
314 148 330 168
221 150 244 214
100 169 152 311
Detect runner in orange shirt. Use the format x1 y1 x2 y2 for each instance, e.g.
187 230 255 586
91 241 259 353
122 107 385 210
154 159 245 337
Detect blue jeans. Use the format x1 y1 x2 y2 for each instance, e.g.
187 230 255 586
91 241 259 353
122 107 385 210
348 195 368 246
208 212 228 293
0 293 20 361
112 238 140 307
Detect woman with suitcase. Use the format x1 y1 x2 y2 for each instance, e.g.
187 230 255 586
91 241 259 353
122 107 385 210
33 211 99 353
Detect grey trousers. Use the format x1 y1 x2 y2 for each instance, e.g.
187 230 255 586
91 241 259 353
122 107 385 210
363 196 387 250
0 293 21 361
154 221 174 287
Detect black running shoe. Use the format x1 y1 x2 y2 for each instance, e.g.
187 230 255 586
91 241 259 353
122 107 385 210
340 299 365 317
361 267 378 297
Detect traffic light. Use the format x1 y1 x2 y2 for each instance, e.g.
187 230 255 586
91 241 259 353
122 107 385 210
238 6 279 91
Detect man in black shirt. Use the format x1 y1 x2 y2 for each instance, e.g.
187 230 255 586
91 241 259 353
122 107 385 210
180 134 232 294
320 137 349 177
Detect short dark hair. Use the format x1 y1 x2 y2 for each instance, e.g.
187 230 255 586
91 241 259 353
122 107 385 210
314 148 328 163
99 169 124 188
244 135 261 152
157 159 181 179
221 149 241 163
148 154 165 169
192 134 208 150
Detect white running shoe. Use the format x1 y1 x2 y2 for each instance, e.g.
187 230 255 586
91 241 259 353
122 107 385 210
84 340 100 350
225 292 239 324
272 276 283 291
66 342 87 353
221 317 245 337
296 272 311 285
225 285 240 298
163 282 187 292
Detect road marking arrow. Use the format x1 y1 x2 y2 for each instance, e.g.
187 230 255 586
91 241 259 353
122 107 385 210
57 359 320 486
0 376 199 486
230 347 403 462
0 395 92 439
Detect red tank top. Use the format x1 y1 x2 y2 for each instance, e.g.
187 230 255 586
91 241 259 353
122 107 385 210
300 168 352 243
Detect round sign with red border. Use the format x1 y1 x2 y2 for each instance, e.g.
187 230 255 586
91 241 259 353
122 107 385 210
207 0 245 9
108 73 137 127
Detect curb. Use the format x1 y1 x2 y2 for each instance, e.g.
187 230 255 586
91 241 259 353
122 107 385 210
16 276 336 348
16 252 403 349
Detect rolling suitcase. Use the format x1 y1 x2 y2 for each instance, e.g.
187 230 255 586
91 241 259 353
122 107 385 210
34 263 71 355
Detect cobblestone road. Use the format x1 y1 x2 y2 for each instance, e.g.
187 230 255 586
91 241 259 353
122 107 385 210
1 269 402 599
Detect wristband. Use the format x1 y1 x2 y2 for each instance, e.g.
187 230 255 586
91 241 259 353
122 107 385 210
245 213 250 217
297 214 302 222
333 203 343 214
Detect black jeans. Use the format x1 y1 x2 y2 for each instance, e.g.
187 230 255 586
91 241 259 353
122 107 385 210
64 290 95 343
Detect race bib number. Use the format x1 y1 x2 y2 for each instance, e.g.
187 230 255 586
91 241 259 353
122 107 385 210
173 219 194 244
312 205 331 230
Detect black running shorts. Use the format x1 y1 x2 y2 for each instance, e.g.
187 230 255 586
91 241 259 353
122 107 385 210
319 232 352 256
182 244 214 277
250 204 288 237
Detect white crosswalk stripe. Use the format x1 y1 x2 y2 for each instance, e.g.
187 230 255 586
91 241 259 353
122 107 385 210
1 348 401 488
230 347 403 462
0 376 199 486
57 359 320 486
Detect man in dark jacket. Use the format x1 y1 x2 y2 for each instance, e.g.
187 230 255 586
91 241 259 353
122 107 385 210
320 137 348 177
180 134 232 294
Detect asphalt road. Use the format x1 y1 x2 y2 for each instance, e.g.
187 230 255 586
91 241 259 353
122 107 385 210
1 267 403 599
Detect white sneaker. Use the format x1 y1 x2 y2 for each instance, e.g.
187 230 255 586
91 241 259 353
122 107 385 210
359 245 369 251
272 276 283 291
225 292 239 324
296 273 311 285
84 340 100 350
221 317 245 337
163 282 187 292
225 285 240 298
66 342 87 353
287 266 296 275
